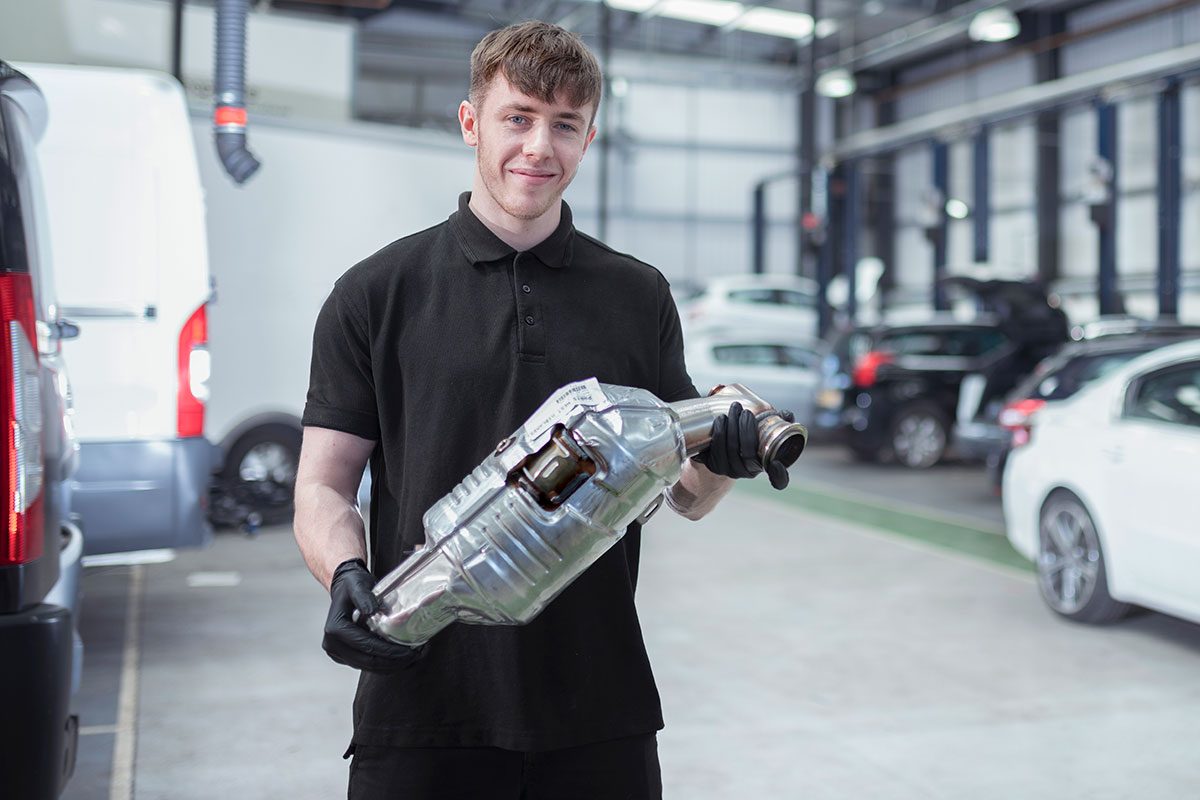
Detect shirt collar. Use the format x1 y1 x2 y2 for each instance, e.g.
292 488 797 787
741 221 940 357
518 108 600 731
450 192 574 269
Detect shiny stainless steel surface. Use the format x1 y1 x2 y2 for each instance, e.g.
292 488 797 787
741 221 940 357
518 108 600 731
366 380 807 646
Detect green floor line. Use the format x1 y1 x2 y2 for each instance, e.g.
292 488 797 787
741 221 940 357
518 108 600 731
738 479 1034 573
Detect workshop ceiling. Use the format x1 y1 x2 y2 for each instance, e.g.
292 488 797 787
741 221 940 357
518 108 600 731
260 0 1094 128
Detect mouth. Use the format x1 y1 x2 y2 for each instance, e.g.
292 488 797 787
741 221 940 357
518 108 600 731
509 168 557 185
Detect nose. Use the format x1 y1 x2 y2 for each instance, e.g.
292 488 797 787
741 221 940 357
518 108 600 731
522 121 553 160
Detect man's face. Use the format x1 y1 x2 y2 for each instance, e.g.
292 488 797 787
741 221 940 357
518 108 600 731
459 74 597 223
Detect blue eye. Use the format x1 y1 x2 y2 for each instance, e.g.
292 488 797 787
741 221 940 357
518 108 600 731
508 115 527 125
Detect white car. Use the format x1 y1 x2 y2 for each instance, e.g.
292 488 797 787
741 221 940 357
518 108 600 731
1003 338 1200 625
679 274 819 339
685 335 825 425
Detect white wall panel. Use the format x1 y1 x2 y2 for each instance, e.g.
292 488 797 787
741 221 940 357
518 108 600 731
949 139 972 206
693 220 752 279
1118 95 1157 192
1062 0 1194 75
894 226 933 292
622 84 690 141
695 154 801 218
766 224 798 276
895 54 1034 121
694 88 796 149
989 212 1037 278
894 145 931 219
1060 107 1097 200
621 149 690 215
946 218 973 270
1117 195 1158 277
765 175 798 221
990 121 1035 209
1059 202 1097 280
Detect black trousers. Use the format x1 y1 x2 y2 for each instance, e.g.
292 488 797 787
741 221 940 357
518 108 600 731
346 733 662 800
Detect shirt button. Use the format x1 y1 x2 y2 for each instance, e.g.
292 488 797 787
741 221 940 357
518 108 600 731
525 315 535 325
522 284 532 294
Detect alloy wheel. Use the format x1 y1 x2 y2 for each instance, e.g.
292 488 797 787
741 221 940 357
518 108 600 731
1037 503 1102 615
892 413 946 468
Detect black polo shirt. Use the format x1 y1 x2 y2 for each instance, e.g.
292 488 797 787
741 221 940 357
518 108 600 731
303 192 699 752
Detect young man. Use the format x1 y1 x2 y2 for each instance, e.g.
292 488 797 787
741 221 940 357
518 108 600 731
294 20 790 799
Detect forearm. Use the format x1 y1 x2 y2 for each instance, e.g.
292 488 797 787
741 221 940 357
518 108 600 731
293 479 369 591
664 458 734 521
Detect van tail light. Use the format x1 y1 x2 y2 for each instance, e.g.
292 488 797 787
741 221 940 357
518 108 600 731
852 351 894 387
0 273 45 567
177 303 209 438
999 398 1046 449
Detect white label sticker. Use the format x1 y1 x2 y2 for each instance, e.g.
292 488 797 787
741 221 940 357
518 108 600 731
525 378 609 439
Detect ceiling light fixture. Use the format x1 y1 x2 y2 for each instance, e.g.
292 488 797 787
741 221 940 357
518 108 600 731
815 67 856 99
945 199 970 219
733 7 814 39
605 0 661 12
968 7 1021 43
656 0 745 27
814 18 839 38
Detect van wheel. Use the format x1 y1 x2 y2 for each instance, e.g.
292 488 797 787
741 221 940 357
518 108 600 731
222 426 301 526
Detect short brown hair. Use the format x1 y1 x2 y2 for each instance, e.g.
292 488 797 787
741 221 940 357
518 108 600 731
469 21 603 123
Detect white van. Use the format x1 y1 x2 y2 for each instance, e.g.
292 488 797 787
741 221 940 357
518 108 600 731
24 63 216 555
194 115 471 526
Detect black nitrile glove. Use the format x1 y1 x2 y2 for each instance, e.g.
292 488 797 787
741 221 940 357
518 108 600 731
323 558 423 672
695 403 794 491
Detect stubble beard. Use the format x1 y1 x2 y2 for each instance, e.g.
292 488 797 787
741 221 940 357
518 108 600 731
477 134 566 222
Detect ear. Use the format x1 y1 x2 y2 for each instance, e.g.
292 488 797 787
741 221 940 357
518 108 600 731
459 100 479 147
580 125 598 161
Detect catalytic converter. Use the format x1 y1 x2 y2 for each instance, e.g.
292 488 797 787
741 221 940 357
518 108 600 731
364 379 807 647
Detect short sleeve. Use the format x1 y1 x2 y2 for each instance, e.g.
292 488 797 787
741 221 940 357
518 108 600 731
656 274 700 403
301 280 382 440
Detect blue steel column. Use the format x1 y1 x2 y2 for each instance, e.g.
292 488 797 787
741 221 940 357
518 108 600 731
1157 79 1181 319
931 140 950 310
973 127 990 264
752 182 766 274
1096 100 1120 316
843 161 860 322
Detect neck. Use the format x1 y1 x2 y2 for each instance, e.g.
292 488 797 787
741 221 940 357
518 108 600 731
468 180 561 252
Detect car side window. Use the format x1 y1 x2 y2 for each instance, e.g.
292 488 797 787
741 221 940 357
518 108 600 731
942 329 1007 357
712 344 778 366
1125 362 1200 429
880 332 944 356
727 288 778 306
774 290 815 309
780 346 822 370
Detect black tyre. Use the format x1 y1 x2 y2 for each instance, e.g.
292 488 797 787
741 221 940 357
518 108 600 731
221 425 302 526
847 440 880 462
1037 491 1129 624
889 401 949 469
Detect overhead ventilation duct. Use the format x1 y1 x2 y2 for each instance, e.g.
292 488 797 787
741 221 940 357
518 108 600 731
213 0 261 184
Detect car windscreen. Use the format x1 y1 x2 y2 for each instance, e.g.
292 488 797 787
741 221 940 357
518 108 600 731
876 328 1007 358
726 288 816 309
1018 349 1146 401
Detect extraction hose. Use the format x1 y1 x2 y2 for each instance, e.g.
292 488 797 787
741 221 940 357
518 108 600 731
213 0 261 184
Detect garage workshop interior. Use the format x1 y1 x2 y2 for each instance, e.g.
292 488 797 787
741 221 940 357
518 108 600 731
1 1 1198 798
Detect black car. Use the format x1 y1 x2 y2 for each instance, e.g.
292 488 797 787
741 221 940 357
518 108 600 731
814 279 1068 468
0 63 84 799
955 326 1200 490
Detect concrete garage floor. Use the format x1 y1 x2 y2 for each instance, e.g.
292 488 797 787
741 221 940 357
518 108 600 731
63 453 1200 799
